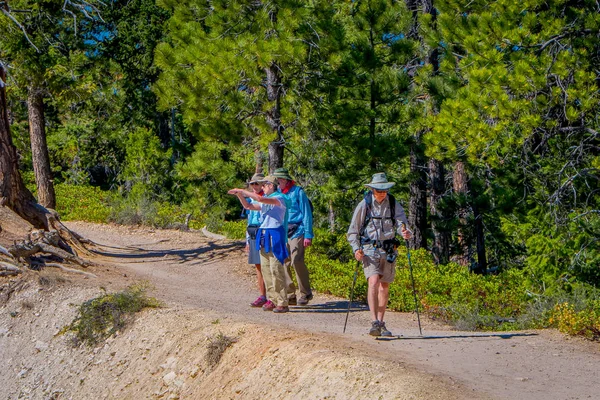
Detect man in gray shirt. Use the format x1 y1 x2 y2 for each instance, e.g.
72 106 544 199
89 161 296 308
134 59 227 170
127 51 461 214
347 173 412 337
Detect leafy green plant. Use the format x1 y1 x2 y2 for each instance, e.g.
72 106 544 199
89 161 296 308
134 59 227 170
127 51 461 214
64 283 161 346
54 183 111 223
218 220 246 240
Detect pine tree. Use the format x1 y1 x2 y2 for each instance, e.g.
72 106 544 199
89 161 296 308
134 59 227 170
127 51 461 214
154 0 315 172
421 0 599 278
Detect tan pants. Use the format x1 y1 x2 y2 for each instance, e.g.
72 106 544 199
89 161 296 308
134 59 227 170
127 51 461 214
260 249 288 307
284 235 311 297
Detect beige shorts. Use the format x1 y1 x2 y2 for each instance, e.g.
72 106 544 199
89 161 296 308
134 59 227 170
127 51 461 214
362 247 396 283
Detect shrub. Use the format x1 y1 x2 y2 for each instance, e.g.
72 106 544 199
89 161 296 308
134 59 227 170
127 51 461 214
218 220 246 240
549 300 600 341
65 283 161 346
205 332 237 369
55 184 111 223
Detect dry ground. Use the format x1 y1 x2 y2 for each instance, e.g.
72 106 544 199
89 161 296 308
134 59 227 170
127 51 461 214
1 214 599 399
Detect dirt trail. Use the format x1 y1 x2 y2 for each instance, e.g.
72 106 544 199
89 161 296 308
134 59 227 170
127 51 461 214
60 222 600 400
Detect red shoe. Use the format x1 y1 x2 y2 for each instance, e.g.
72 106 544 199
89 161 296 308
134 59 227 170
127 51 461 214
250 296 267 307
273 306 290 313
262 300 275 311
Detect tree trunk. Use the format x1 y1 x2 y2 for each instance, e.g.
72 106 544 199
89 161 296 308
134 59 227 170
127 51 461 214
0 64 49 230
453 161 471 267
264 62 284 172
254 148 265 174
429 158 450 264
408 136 428 249
472 199 487 274
328 199 335 233
27 87 56 209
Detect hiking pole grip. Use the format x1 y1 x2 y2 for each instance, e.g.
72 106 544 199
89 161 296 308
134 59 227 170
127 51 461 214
402 224 423 336
343 250 361 333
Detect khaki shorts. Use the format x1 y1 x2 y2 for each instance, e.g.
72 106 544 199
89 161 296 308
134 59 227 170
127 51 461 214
362 247 396 283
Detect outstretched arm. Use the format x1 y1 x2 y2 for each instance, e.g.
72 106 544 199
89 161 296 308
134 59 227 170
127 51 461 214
228 189 282 207
227 189 260 210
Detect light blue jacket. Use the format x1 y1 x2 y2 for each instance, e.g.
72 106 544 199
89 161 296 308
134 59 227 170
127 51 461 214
279 185 314 240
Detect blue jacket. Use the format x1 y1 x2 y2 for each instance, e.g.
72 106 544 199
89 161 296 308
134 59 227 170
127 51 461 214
279 185 314 240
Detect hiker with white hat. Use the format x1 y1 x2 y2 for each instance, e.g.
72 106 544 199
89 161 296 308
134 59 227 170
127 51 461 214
347 172 412 337
228 176 291 313
245 173 268 308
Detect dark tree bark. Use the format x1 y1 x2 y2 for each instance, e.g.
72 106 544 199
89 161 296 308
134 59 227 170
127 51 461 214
472 199 487 274
1 64 48 229
453 161 472 267
265 62 284 172
27 86 56 209
408 136 428 249
429 158 450 264
1 64 91 257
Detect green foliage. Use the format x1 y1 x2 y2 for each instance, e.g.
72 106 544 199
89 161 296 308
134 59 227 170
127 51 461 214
218 220 247 241
54 184 111 223
108 183 190 228
65 283 161 346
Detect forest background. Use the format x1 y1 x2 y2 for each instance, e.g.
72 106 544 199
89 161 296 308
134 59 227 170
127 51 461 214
1 0 598 340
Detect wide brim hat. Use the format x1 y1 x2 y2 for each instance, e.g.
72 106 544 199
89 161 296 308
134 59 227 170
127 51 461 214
364 172 395 190
272 167 293 181
248 173 265 184
258 175 278 185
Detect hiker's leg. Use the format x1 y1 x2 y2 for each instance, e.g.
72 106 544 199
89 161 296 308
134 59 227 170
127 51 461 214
367 274 381 322
378 257 396 322
377 281 390 322
283 241 296 297
255 263 266 297
289 235 311 296
260 250 276 303
269 253 288 307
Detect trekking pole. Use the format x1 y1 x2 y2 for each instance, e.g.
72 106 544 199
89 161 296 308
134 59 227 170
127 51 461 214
343 251 361 333
403 224 423 336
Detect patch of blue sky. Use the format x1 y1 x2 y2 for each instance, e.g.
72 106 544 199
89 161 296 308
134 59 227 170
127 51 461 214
382 33 405 44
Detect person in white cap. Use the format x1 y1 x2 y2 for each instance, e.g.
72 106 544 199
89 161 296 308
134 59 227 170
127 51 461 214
347 172 412 337
245 173 268 308
229 176 291 313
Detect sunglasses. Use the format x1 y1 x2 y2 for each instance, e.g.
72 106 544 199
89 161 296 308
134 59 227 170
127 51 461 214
373 189 389 194
250 182 261 186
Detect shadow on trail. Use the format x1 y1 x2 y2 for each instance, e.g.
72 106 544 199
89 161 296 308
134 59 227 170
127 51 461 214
290 301 368 314
375 332 539 341
91 241 244 264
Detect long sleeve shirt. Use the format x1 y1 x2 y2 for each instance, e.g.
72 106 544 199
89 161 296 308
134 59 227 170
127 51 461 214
281 185 314 240
347 195 409 253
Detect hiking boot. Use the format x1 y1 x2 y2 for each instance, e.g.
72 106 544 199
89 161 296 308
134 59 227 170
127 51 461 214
287 295 297 306
369 320 381 336
262 300 275 311
273 306 290 313
250 296 267 307
379 322 393 337
297 292 313 306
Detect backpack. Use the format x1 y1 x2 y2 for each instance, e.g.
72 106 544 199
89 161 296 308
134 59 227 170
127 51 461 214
359 191 396 239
